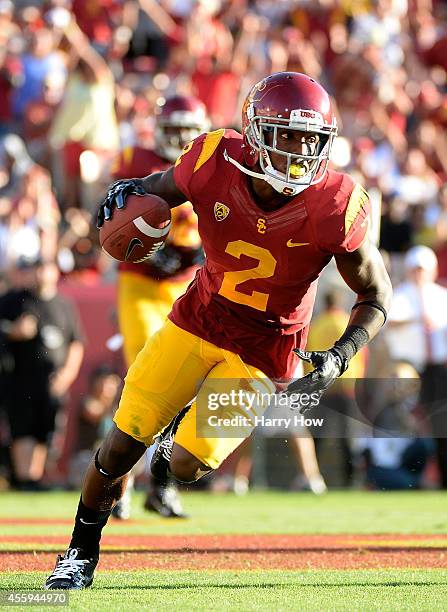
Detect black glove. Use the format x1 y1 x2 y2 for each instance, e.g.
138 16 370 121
96 179 146 228
285 348 344 413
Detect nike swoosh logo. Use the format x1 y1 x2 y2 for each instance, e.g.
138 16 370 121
287 240 310 248
80 518 100 525
125 237 144 261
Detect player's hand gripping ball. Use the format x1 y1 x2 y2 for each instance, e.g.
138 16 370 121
98 181 171 263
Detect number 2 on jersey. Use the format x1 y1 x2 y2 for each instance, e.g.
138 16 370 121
218 240 277 311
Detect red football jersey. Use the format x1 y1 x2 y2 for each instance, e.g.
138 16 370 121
169 129 370 380
112 146 201 281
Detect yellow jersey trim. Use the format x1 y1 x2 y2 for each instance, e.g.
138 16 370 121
345 183 369 235
122 146 134 168
193 129 225 173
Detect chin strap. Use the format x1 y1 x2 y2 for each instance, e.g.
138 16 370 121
223 149 265 180
223 149 310 197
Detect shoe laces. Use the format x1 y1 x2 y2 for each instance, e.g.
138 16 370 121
50 549 89 580
158 435 174 462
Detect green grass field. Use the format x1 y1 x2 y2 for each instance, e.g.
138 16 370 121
3 570 447 611
1 490 447 610
1 490 447 534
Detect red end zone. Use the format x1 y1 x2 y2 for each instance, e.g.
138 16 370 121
1 534 446 572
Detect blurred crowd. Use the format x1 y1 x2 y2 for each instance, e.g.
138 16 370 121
1 0 447 492
0 0 446 280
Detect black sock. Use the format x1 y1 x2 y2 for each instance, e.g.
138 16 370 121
152 475 169 488
69 497 112 557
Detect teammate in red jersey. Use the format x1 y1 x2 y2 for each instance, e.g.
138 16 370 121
45 73 392 590
110 95 209 519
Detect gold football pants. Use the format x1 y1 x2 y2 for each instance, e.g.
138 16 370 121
114 319 274 469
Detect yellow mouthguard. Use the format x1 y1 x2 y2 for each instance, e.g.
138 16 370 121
290 163 306 178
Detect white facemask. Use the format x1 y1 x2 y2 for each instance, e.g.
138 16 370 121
223 149 310 196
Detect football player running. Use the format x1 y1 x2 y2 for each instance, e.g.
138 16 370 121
109 95 209 520
45 72 392 590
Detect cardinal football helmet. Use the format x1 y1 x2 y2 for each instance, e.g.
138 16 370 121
155 95 210 162
226 72 338 196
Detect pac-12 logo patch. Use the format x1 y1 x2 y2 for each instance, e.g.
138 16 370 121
214 202 230 221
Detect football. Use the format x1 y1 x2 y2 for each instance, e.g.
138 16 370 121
99 193 171 263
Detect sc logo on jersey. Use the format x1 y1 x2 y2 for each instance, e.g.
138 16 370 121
214 202 230 221
257 218 267 234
